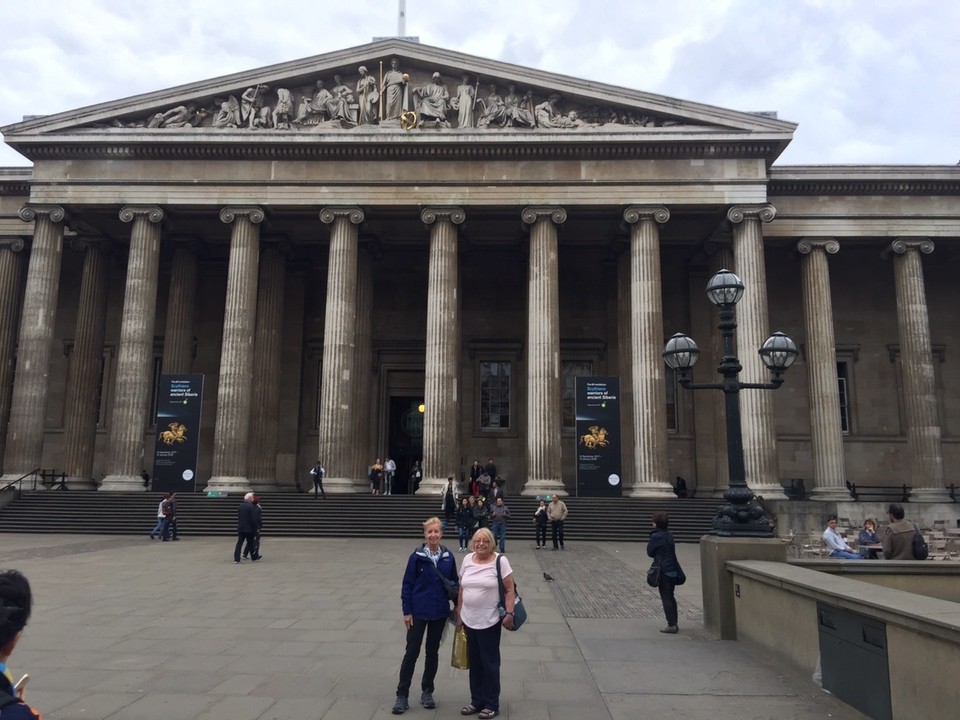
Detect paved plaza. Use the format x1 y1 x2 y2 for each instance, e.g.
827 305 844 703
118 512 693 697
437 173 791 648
0 532 866 719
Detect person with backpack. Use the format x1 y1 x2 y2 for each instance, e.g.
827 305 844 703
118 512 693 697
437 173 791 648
0 570 42 719
392 517 458 715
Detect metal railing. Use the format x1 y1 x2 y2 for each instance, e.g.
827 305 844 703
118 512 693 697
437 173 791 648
848 483 910 502
0 468 68 494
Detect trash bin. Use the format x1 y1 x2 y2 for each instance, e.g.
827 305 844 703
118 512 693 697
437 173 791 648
817 602 891 720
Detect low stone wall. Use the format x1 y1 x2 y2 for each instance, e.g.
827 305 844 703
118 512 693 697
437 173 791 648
791 559 960 603
727 560 960 720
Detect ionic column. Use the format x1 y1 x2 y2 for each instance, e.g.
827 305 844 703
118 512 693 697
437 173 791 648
419 207 464 494
63 238 111 488
161 239 199 375
521 207 566 497
798 238 850 500
248 240 287 491
728 204 787 498
100 206 164 491
615 249 634 491
352 245 375 490
888 239 950 502
624 206 675 497
317 207 364 493
204 207 263 494
0 237 28 473
1 206 66 485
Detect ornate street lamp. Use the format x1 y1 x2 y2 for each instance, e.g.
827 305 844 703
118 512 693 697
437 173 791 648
663 269 798 537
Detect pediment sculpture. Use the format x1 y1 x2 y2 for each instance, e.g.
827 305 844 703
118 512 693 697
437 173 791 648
102 57 693 134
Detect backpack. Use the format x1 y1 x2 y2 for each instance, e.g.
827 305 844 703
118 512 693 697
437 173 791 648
912 524 929 560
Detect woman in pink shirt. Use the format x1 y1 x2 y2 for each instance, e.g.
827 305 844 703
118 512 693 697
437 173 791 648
454 527 515 719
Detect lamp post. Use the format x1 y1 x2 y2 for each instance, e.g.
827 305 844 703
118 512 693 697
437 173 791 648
662 269 798 537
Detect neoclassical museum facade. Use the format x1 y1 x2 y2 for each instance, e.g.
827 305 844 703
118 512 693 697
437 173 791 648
0 40 958 501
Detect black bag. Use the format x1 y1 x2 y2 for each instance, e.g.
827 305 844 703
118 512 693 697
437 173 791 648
429 547 460 602
675 564 686 586
646 560 661 587
496 554 527 631
912 524 929 560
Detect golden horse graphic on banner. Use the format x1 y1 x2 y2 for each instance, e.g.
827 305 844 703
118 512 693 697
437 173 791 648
159 422 187 445
579 425 610 449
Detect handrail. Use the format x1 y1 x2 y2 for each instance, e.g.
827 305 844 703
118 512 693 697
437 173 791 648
0 468 44 494
848 483 910 502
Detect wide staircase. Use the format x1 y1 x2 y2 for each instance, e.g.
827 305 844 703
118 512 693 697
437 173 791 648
0 491 720 543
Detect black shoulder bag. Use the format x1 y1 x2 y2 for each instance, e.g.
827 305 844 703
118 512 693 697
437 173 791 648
495 554 527 630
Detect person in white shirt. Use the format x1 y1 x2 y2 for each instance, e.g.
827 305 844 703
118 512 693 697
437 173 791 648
822 518 861 559
384 457 397 495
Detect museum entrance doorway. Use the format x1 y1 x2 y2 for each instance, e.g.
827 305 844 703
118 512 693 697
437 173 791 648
387 396 424 494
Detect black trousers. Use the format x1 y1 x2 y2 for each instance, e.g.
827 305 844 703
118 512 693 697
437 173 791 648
535 524 547 547
465 622 502 712
551 520 565 548
396 617 446 697
313 479 325 498
234 532 256 562
658 575 678 626
161 516 177 540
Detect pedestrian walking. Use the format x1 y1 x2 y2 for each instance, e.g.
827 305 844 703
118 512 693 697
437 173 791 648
234 492 261 563
489 497 510 552
310 461 326 499
149 493 168 539
532 499 548 549
160 492 179 541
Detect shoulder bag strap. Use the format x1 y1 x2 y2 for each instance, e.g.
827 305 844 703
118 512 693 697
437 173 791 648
428 547 456 592
495 553 506 606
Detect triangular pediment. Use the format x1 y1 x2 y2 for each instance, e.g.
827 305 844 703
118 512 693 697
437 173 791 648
2 40 795 157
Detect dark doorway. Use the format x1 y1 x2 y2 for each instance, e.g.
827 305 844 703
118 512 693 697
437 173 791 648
388 396 424 494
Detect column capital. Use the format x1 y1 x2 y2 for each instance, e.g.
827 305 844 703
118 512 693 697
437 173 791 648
0 236 27 252
797 237 839 255
887 238 934 256
219 206 264 225
623 205 670 225
421 207 465 225
521 206 567 225
119 205 164 224
18 204 66 223
727 204 776 224
319 207 364 225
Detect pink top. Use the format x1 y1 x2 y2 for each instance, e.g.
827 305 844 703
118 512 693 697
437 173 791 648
459 552 512 629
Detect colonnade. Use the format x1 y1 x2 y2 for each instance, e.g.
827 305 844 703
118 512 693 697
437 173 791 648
0 202 952 502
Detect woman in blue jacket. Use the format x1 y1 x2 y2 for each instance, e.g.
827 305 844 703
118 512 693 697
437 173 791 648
646 511 684 634
393 517 459 714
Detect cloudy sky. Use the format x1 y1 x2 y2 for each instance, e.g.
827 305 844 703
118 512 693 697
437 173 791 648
0 0 956 167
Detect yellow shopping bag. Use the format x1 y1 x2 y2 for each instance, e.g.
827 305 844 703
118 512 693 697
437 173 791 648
451 626 470 670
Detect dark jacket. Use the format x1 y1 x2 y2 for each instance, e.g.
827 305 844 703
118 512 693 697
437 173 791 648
456 505 473 530
882 519 916 560
646 528 681 577
533 506 549 527
401 544 459 621
0 673 42 720
237 500 258 534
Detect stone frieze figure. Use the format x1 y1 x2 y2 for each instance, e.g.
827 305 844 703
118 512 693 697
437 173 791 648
380 57 408 120
241 84 271 129
212 96 241 128
356 66 379 125
477 84 507 128
451 73 476 128
534 94 578 128
413 72 450 126
504 84 535 128
147 104 205 129
272 88 295 129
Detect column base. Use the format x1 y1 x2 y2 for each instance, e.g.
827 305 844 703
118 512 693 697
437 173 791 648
628 483 676 498
520 479 568 497
416 477 448 495
909 487 954 503
808 486 853 501
203 476 251 494
99 475 149 492
746 482 789 501
322 478 364 494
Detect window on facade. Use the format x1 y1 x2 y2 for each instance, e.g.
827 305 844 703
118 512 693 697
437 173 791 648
480 361 511 430
837 361 850 434
561 360 593 430
665 368 678 432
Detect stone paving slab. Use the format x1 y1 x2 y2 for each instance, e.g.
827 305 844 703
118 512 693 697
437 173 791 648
0 533 867 720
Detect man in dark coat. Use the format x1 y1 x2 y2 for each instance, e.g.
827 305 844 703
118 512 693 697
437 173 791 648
234 493 260 563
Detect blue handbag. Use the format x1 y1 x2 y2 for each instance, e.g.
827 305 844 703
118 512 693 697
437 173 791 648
496 554 527 631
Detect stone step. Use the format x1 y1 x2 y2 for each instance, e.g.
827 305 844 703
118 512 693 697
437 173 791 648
0 491 719 542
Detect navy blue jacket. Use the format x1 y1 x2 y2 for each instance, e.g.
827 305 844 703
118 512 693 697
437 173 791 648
0 672 42 720
401 544 458 621
237 500 258 534
646 528 681 578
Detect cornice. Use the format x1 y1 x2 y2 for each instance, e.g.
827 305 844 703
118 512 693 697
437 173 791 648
770 166 960 196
